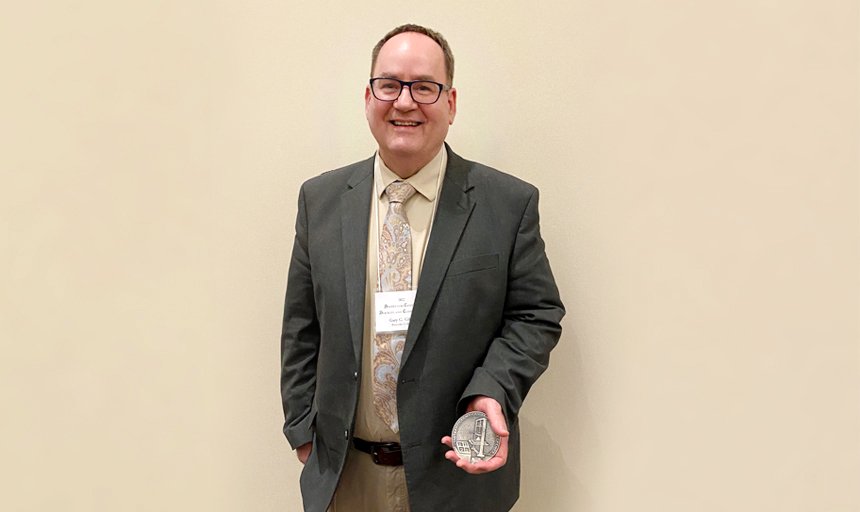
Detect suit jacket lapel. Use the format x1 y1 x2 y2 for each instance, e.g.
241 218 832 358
342 157 374 365
403 147 475 365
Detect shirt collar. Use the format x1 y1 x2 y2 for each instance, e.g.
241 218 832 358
374 146 447 202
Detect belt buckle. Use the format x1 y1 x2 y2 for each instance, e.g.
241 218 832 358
370 442 400 465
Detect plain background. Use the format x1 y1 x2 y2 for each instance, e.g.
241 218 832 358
2 1 858 510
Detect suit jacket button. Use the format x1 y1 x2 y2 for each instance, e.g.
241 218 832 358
353 371 358 380
344 430 349 440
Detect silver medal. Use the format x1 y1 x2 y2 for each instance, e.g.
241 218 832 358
450 411 500 463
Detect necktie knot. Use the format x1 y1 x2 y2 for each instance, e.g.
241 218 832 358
385 181 416 204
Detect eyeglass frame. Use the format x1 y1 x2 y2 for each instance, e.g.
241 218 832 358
369 77 451 105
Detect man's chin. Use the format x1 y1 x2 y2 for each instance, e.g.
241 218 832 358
382 142 425 160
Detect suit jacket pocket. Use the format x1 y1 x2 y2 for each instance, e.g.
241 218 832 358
446 253 499 277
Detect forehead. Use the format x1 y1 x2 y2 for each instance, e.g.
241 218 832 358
373 32 446 81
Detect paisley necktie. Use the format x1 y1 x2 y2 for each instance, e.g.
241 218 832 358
372 181 416 432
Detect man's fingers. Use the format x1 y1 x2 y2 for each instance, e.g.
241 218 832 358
296 442 312 465
441 433 509 474
452 456 504 474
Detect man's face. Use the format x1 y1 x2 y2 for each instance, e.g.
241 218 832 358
366 32 456 175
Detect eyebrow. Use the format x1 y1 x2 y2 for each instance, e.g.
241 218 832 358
378 73 439 82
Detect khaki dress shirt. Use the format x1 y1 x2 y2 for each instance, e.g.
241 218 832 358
326 147 446 512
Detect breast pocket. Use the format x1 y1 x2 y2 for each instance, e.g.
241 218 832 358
445 253 499 277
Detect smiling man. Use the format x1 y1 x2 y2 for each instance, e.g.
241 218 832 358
281 24 564 512
364 31 456 177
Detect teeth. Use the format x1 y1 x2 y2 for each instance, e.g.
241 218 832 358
392 121 419 126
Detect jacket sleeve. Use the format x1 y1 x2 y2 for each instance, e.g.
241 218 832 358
280 185 319 449
457 188 565 423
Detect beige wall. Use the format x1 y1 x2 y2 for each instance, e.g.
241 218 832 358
2 0 857 510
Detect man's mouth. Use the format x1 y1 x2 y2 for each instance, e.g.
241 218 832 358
391 121 421 127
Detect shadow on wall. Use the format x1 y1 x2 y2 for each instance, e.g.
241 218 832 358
517 417 587 511
513 324 595 511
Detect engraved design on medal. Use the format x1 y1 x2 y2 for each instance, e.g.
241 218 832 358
451 411 501 463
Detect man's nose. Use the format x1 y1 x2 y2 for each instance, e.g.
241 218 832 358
393 84 417 109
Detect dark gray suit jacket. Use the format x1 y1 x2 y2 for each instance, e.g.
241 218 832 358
281 145 564 512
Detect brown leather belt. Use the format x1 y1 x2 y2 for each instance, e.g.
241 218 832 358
352 438 403 466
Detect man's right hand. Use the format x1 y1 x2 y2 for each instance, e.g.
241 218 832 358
296 442 312 464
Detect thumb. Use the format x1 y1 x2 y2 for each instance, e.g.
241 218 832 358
484 403 509 437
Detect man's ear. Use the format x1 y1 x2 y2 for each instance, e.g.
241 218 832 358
365 85 372 118
447 87 457 124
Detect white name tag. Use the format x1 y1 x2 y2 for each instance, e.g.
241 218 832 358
374 290 416 333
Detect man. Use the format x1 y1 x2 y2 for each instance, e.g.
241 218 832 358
281 24 564 512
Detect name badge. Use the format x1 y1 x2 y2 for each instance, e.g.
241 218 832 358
375 290 416 333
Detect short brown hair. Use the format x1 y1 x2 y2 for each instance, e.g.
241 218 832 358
371 24 455 87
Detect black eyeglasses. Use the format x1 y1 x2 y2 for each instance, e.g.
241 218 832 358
369 78 450 105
